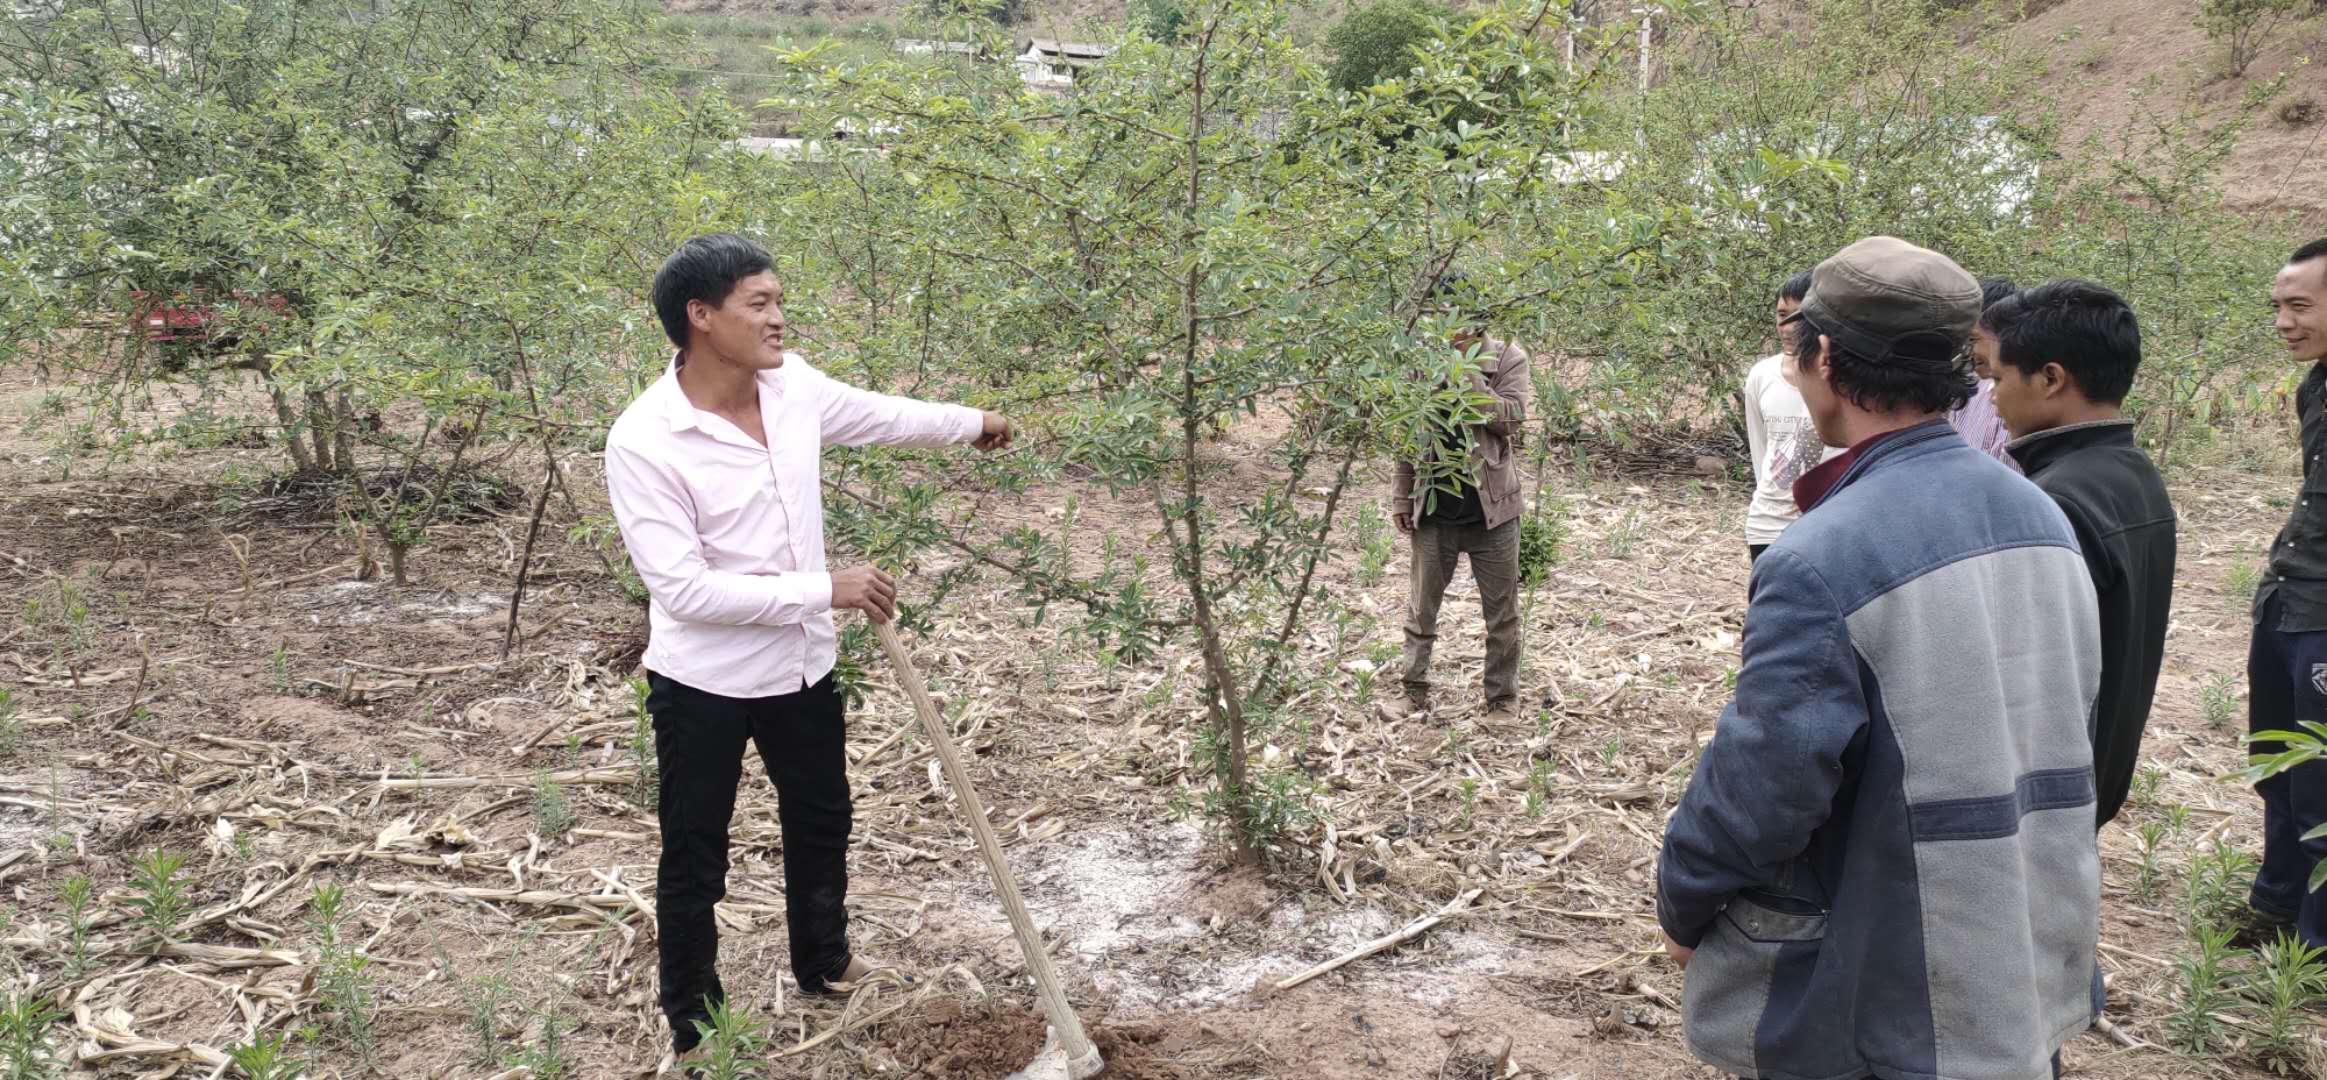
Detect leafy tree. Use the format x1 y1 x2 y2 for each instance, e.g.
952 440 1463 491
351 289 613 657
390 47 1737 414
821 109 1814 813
1 0 741 583
1130 0 1190 42
1324 0 1448 93
2199 0 2304 78
1542 0 2281 456
776 0 1609 860
2035 88 2287 465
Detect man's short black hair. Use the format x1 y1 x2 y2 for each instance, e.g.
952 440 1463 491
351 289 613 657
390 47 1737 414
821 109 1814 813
1777 271 1813 304
1979 276 2018 311
1978 278 2142 406
2293 239 2327 271
651 233 776 348
1789 314 1974 415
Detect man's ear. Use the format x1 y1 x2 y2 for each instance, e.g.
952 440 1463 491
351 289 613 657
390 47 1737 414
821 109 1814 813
687 297 713 334
2042 361 2072 400
1807 333 1834 384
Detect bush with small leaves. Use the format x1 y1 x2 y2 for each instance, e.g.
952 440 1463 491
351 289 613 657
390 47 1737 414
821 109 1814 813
2201 673 2241 730
225 1033 304 1080
2126 762 2168 813
1354 503 1393 587
2244 933 2327 1075
1324 0 1448 93
2199 0 2304 78
690 999 772 1080
532 770 576 838
127 848 191 945
1518 501 1567 587
307 884 377 1061
2133 821 2170 903
2226 563 2263 599
0 992 63 1080
2185 841 2264 935
2167 924 2241 1055
56 877 92 978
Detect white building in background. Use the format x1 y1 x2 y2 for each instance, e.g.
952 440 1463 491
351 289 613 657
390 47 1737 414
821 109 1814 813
729 136 814 160
1014 39 1110 87
893 39 981 57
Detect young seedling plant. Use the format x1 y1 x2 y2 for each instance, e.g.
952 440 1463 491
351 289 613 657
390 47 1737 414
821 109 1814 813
127 848 191 946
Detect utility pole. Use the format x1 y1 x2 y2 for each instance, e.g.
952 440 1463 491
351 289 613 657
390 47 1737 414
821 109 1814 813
1632 4 1660 93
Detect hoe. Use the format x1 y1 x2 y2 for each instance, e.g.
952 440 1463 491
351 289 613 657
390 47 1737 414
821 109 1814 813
876 619 1104 1080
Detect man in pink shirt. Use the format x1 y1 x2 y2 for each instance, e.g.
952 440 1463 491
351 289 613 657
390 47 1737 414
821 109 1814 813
1949 275 2023 471
604 234 1012 1062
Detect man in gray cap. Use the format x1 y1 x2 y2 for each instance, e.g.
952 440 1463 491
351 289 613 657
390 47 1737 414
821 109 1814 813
1656 237 2102 1080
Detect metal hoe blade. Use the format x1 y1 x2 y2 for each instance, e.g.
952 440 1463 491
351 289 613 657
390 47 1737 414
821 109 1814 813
1002 1027 1105 1080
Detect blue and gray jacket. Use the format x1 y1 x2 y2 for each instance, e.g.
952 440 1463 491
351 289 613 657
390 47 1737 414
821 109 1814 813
1657 420 2103 1080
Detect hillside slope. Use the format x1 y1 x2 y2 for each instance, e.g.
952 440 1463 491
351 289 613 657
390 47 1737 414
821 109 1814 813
2005 0 2326 228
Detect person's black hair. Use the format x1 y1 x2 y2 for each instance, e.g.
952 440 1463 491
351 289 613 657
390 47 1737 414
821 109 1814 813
1777 271 1813 304
2293 239 2327 271
1979 275 2018 311
1978 278 2142 406
651 233 776 348
1788 314 1975 415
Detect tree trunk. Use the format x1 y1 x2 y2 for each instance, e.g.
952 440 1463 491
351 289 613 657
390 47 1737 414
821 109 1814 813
333 390 356 476
305 390 335 472
387 543 408 587
1170 22 1257 866
503 458 560 659
265 377 317 473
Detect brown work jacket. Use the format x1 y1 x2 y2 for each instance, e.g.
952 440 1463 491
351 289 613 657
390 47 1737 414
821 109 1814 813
1391 338 1531 532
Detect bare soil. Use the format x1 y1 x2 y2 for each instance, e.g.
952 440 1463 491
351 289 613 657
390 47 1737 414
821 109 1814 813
0 358 2315 1078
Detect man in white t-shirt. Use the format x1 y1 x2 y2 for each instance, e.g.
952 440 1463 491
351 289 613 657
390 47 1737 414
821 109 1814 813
1740 271 1841 562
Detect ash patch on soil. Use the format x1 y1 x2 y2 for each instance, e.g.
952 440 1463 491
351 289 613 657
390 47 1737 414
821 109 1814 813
973 823 1518 1012
304 581 501 626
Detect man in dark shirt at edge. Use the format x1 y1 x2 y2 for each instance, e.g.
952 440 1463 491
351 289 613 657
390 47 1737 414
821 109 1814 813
1986 280 2178 830
2248 238 2327 947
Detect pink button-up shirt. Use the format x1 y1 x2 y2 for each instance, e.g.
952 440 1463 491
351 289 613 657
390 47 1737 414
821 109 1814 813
603 352 983 699
1947 378 2022 474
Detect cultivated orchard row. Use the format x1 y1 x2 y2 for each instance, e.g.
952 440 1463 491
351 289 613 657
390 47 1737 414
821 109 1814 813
0 0 2313 1072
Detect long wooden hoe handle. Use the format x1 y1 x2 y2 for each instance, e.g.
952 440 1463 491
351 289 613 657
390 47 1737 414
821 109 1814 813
873 619 1099 1068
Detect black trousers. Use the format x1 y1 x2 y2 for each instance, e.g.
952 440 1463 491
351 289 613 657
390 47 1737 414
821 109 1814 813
645 670 852 1052
2248 593 2327 947
1748 543 1770 564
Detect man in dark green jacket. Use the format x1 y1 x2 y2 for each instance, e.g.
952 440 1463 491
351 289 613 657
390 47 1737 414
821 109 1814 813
1988 279 2177 830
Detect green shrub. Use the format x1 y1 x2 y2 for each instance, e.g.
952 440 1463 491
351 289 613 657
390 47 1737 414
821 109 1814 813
1518 501 1568 586
2199 0 2303 77
531 771 576 837
2167 925 2241 1055
127 849 191 945
225 1033 304 1080
1130 0 1188 41
2244 934 2327 1074
1324 0 1446 92
0 992 63 1080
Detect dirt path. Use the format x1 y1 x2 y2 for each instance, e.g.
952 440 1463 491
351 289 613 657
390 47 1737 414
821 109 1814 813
0 364 2308 1077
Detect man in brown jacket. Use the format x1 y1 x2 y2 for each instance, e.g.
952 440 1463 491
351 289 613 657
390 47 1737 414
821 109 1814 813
1388 324 1531 723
